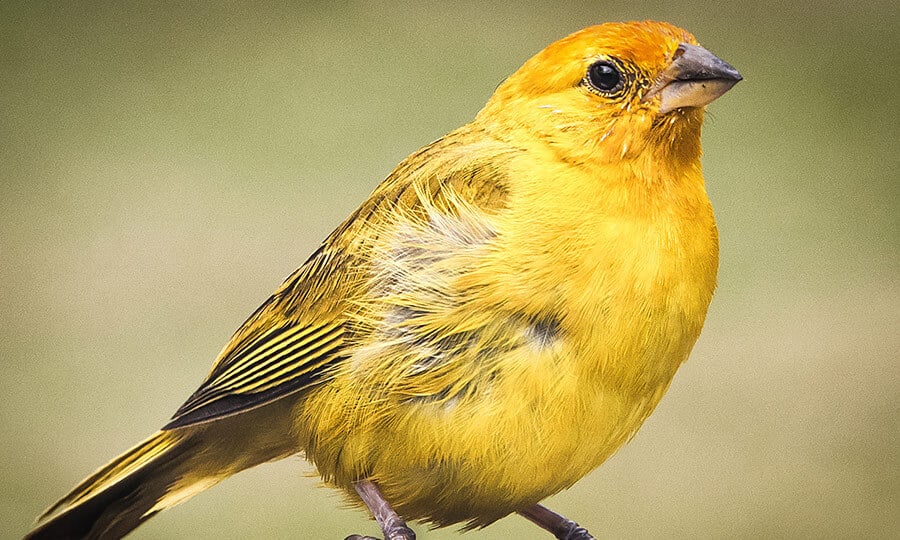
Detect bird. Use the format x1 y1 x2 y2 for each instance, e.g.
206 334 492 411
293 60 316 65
26 20 741 540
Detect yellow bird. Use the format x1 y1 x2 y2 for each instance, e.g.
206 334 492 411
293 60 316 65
27 20 740 540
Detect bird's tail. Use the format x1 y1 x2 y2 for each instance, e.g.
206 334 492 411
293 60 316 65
26 400 298 540
25 430 216 539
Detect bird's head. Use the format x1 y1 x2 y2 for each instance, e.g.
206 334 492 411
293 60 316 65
478 21 741 168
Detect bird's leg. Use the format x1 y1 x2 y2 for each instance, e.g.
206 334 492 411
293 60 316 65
345 480 416 540
518 504 595 540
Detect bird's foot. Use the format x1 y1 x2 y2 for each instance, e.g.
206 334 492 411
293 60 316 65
557 518 594 540
518 503 595 540
384 523 416 540
344 522 415 540
351 480 416 540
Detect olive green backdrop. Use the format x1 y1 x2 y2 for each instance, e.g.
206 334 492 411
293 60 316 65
2 1 897 538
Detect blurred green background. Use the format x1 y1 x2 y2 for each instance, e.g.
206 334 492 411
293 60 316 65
2 1 897 538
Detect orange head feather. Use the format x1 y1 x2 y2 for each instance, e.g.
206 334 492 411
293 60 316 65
477 21 739 168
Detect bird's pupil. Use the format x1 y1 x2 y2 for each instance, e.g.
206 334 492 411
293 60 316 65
588 62 622 93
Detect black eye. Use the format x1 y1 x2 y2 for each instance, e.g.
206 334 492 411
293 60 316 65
587 61 624 94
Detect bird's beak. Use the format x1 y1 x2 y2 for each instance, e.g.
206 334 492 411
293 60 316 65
643 43 742 114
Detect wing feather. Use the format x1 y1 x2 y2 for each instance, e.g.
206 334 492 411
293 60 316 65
164 319 344 429
163 129 516 430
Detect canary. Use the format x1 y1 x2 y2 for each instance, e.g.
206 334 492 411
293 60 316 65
27 20 740 540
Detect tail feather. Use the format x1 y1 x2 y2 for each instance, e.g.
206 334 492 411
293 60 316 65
37 431 185 523
27 396 299 539
26 431 207 540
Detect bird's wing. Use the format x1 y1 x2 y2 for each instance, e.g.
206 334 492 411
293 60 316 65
163 244 355 429
163 131 515 430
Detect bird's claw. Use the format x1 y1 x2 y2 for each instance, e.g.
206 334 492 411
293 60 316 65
344 524 415 540
559 519 595 540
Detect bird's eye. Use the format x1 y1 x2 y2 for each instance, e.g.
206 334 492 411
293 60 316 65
586 61 624 95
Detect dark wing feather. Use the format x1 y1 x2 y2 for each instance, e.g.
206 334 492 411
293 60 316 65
164 320 344 429
164 245 354 430
163 128 513 430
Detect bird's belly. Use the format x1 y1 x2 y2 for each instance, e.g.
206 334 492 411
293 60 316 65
297 205 717 527
300 328 677 528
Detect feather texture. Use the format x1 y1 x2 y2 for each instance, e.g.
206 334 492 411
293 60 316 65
28 20 738 538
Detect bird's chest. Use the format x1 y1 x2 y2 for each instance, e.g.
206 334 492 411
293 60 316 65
485 209 718 480
564 209 717 389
